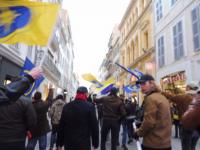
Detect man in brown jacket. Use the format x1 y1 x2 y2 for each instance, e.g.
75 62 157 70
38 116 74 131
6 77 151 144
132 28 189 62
162 82 200 150
94 87 126 150
135 74 172 150
182 90 200 130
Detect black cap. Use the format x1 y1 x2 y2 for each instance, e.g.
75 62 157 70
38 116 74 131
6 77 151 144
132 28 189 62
34 91 42 100
136 74 154 84
76 86 88 94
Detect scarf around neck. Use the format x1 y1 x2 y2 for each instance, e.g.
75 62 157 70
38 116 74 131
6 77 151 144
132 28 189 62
75 93 87 101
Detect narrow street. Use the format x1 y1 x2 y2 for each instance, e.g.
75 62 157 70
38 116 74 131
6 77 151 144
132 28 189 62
34 126 200 150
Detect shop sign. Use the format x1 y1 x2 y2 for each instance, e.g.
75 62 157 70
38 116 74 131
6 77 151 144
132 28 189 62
162 72 186 84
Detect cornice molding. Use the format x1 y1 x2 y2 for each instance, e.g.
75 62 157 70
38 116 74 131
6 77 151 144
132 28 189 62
0 45 24 67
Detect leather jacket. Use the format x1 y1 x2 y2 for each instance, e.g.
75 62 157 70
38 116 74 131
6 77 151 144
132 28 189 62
0 74 37 143
182 93 200 130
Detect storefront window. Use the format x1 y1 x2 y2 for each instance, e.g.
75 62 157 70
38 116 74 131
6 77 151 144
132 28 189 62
161 71 186 94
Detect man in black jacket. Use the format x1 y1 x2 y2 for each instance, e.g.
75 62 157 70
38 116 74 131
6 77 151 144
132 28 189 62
0 67 41 150
57 86 99 150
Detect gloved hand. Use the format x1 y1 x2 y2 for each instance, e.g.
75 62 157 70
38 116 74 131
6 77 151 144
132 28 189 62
133 131 139 140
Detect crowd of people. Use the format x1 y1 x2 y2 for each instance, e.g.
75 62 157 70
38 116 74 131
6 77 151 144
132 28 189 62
0 67 200 150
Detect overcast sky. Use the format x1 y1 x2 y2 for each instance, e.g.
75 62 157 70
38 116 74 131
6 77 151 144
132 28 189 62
63 0 130 87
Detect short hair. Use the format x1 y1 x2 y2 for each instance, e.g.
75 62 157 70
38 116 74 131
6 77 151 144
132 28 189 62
76 86 88 94
56 94 64 100
34 91 42 100
110 87 119 96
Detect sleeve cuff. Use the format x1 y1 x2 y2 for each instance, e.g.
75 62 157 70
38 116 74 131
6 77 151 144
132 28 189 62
24 74 35 84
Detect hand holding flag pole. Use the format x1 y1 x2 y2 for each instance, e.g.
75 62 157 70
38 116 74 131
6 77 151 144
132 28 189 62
28 67 42 80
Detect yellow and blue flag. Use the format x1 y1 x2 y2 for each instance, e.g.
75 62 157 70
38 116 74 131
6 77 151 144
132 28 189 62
20 57 44 97
115 62 143 79
100 84 114 95
82 73 103 88
95 77 115 95
0 1 60 46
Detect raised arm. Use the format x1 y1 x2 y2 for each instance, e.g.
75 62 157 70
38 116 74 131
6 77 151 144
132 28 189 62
3 67 42 101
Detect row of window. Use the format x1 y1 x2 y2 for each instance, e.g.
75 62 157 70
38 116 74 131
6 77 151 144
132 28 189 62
122 0 178 40
156 0 178 22
121 0 148 41
158 6 200 68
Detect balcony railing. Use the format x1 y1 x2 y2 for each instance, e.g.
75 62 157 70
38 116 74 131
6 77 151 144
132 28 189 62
50 36 60 52
43 54 61 79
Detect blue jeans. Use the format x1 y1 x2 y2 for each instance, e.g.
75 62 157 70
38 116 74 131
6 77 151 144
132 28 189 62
122 121 128 145
127 119 134 139
50 132 57 149
26 134 47 150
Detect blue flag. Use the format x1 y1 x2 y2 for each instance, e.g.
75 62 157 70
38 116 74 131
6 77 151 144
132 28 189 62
115 62 143 79
20 57 44 97
100 83 114 95
128 68 144 79
124 84 140 93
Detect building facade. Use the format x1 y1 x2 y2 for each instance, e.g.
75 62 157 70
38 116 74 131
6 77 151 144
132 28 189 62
107 25 121 86
98 25 121 85
0 44 27 86
154 0 200 94
118 0 155 96
34 8 77 101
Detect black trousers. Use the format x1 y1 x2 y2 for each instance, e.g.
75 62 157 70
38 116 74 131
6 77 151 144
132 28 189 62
101 119 119 150
142 145 171 150
0 141 25 150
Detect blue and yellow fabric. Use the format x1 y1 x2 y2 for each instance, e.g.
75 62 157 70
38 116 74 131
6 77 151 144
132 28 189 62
0 0 60 46
95 77 115 95
82 73 103 88
20 57 44 97
124 84 140 93
115 62 143 79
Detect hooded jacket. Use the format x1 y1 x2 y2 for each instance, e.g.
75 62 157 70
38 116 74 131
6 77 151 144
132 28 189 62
49 99 65 125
